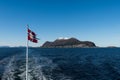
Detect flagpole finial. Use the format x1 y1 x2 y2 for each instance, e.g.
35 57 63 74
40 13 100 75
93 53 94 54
27 24 29 28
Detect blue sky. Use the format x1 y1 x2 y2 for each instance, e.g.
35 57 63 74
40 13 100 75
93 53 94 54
0 0 120 47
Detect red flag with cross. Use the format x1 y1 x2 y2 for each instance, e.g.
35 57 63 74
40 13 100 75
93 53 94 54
28 28 38 43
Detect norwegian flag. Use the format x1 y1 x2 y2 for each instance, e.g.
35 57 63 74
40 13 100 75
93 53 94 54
28 28 38 43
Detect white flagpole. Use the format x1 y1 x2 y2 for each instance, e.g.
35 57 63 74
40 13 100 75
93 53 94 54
26 26 29 80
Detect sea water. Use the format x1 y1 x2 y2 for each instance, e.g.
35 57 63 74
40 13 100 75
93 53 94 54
0 48 120 80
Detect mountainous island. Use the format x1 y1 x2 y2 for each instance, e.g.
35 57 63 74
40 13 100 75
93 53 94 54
41 38 96 48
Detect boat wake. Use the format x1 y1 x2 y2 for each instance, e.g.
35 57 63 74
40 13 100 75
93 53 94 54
0 49 71 80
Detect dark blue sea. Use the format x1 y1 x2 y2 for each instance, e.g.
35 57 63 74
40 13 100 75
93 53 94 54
0 48 120 80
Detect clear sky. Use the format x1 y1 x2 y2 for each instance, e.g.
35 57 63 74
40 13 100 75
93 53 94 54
0 0 120 47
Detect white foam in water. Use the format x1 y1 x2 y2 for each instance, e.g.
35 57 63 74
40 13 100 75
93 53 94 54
1 54 56 80
2 56 16 80
1 55 48 80
1 50 71 80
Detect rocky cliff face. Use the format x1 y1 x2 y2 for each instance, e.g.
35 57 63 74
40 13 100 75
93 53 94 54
41 38 96 48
